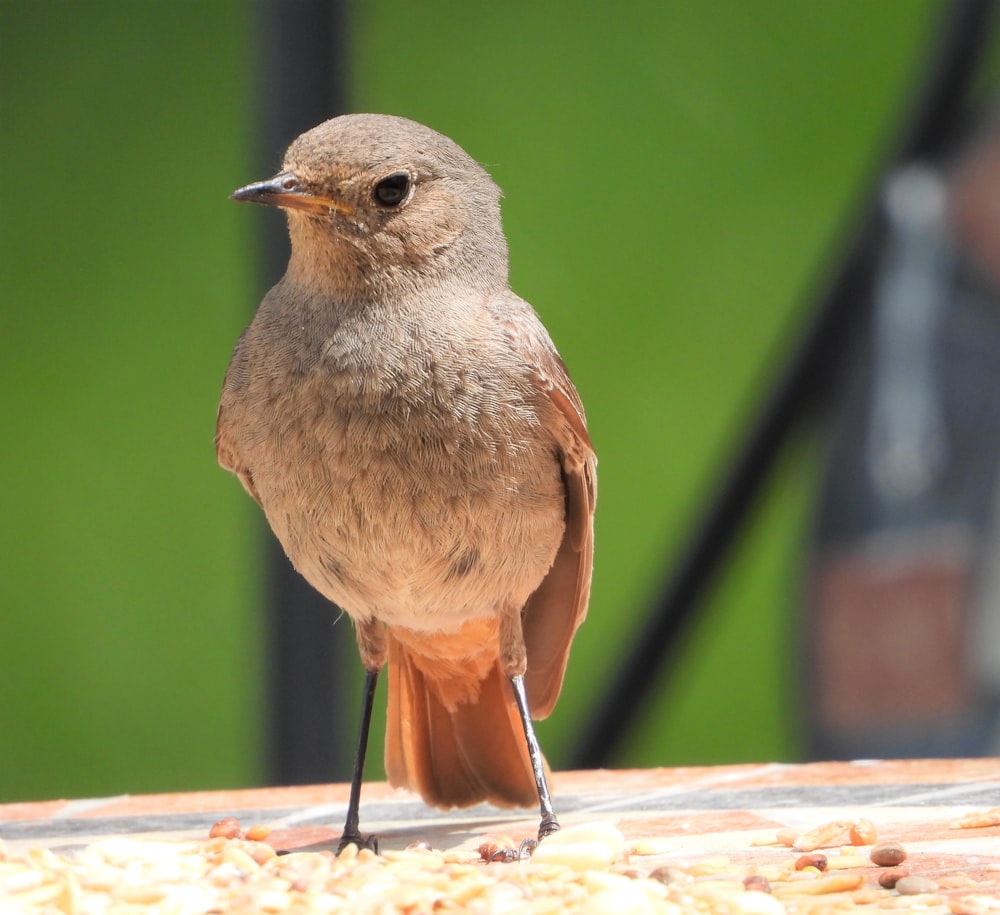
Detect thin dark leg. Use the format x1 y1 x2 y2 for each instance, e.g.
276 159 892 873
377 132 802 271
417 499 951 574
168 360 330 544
338 667 379 852
509 673 559 840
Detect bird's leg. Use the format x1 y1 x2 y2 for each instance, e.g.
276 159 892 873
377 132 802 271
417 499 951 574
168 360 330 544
509 673 560 840
338 667 379 853
338 620 386 853
500 610 560 841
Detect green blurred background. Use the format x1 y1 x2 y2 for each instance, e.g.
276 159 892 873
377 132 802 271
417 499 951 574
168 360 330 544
0 0 947 802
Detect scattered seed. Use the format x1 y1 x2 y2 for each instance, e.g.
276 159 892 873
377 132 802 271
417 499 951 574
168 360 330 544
616 867 644 880
629 837 676 855
743 874 772 893
951 808 1000 829
794 853 827 871
244 824 272 842
0 813 982 913
208 817 242 840
3 870 45 893
824 854 868 869
894 874 939 895
951 893 1000 913
792 819 851 851
531 822 624 870
870 841 907 867
878 866 909 889
773 871 864 896
648 865 687 885
849 818 877 845
221 843 260 873
728 888 787 913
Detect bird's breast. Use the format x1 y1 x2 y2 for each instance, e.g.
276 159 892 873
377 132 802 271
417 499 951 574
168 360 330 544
223 318 565 630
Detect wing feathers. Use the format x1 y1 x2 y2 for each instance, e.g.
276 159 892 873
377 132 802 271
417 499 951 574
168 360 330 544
521 379 596 719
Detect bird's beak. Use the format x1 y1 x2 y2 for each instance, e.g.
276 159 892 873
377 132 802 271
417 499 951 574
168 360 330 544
230 172 354 217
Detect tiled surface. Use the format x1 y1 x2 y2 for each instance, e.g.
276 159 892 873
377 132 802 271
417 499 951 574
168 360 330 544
3 759 1000 894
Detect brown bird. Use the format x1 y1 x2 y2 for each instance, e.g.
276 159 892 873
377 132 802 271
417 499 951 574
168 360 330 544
217 113 596 848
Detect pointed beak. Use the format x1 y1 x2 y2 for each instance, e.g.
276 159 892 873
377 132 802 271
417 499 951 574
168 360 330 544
230 172 354 217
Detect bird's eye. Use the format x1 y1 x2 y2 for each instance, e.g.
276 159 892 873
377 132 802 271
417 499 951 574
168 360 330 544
373 172 411 207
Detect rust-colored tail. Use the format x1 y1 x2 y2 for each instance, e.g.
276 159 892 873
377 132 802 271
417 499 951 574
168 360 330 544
384 629 539 809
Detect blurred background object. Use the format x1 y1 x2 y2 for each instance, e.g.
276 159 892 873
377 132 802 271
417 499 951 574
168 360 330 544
0 0 983 802
577 0 1000 767
807 84 1000 760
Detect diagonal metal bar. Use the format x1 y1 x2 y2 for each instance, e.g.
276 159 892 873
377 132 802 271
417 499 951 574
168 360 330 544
571 0 997 769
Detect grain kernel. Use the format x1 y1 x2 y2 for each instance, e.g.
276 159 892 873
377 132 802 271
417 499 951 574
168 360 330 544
792 819 851 851
730 891 787 914
222 843 260 873
775 829 798 846
951 808 1000 829
849 818 877 845
774 871 864 896
539 821 624 851
532 822 624 870
249 841 278 865
950 894 1000 913
824 855 868 870
530 841 618 870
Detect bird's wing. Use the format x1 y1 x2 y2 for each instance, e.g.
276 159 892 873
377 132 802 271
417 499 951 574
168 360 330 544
215 333 263 506
216 407 262 505
489 291 597 720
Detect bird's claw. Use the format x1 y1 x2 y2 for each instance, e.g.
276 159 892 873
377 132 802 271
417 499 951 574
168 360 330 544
337 831 379 854
486 837 538 863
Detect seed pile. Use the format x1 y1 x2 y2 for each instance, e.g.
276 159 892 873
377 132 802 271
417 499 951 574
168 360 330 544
1 815 1000 913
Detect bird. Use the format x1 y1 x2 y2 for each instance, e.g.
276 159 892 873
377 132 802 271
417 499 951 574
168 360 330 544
216 113 596 848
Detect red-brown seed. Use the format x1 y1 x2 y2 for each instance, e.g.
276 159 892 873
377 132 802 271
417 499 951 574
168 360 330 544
648 866 686 885
870 842 907 867
208 817 242 840
795 852 828 871
743 874 772 893
878 867 910 889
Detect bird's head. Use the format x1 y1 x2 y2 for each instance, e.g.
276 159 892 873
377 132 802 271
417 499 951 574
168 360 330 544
232 114 509 302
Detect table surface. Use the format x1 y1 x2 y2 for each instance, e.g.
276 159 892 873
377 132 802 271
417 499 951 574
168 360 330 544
3 759 1000 899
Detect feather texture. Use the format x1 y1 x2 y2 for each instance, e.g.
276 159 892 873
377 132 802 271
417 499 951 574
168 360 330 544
385 622 538 808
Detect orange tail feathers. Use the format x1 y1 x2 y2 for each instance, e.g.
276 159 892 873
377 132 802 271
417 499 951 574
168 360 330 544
384 626 542 809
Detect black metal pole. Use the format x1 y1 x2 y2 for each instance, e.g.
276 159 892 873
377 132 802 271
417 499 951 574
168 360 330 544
250 0 354 785
571 0 997 769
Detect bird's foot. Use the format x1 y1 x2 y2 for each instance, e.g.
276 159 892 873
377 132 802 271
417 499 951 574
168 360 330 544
337 830 379 854
485 837 538 862
518 838 538 859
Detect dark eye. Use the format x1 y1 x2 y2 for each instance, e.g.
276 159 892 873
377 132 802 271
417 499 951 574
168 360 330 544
373 172 411 207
